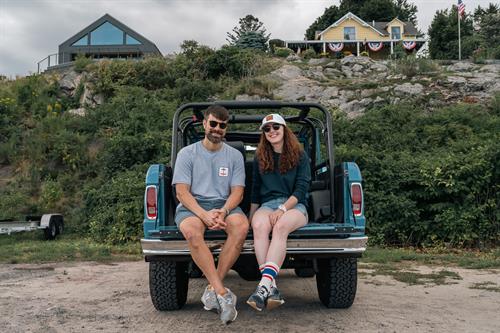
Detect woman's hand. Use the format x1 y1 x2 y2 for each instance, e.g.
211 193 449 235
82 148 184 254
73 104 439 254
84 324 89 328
269 209 284 227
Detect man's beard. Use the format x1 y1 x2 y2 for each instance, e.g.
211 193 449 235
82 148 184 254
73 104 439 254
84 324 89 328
207 130 223 144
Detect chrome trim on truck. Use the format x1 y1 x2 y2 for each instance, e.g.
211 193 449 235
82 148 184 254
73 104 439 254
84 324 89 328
141 237 368 255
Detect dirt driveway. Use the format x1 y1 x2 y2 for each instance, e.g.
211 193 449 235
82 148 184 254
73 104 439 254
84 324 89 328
0 260 499 333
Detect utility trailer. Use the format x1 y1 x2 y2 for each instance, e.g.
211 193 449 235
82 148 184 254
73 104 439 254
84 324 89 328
0 214 64 240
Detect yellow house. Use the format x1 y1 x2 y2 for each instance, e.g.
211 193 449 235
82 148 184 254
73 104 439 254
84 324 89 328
285 12 426 58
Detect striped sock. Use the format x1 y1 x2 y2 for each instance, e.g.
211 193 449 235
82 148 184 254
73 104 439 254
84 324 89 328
258 262 279 291
260 264 277 288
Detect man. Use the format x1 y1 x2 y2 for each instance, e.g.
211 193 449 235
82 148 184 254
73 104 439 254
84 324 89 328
172 105 249 324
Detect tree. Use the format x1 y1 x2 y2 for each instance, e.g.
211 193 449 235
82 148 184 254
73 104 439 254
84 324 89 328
428 6 475 60
227 15 270 51
305 0 418 40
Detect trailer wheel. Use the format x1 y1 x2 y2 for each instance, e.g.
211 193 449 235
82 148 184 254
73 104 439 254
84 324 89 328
149 260 189 311
316 258 357 308
56 220 64 235
44 221 57 240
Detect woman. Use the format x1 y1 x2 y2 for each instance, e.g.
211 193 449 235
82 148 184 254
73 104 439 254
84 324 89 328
247 114 311 311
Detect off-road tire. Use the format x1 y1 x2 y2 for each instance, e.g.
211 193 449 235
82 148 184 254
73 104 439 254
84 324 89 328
149 261 189 311
316 258 357 308
188 262 203 278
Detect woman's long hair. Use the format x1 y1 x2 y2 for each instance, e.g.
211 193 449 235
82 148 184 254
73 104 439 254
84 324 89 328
256 125 302 174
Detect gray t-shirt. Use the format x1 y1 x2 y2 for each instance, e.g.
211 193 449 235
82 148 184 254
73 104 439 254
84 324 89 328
172 141 245 202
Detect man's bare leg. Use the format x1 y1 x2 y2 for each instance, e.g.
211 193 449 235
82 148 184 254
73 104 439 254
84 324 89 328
179 217 226 295
216 214 249 280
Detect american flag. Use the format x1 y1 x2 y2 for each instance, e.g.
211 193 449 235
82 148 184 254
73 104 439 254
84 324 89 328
458 0 466 18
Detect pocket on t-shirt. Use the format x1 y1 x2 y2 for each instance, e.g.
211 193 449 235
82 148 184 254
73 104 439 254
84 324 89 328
216 166 231 190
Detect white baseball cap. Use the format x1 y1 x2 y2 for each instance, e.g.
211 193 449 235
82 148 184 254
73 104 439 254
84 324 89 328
259 113 287 130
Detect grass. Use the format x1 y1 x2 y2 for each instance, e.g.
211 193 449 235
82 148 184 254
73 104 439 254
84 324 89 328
0 232 141 264
469 281 500 293
361 247 500 269
360 263 462 285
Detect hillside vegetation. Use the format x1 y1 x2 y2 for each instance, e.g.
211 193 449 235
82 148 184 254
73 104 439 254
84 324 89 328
0 45 498 248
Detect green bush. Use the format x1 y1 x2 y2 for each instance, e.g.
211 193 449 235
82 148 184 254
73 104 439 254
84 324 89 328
84 167 146 243
334 102 500 247
73 54 93 73
269 39 285 53
301 48 317 59
274 47 293 58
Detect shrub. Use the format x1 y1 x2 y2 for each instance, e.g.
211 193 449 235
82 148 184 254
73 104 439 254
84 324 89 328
84 167 146 243
360 51 369 57
269 39 285 53
334 103 500 247
74 54 93 73
274 47 293 58
301 48 317 59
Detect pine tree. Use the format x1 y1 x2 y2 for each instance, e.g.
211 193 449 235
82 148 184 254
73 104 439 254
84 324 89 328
227 15 270 51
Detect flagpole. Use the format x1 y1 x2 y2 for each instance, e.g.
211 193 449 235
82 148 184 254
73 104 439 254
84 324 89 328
458 6 461 60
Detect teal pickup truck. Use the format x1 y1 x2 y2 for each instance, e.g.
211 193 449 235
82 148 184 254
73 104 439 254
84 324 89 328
141 101 367 311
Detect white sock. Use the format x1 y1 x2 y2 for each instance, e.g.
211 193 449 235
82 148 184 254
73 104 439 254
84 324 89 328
258 262 279 293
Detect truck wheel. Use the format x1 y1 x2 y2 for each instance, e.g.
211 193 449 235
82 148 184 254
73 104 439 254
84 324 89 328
295 267 315 278
44 221 57 240
189 262 203 278
236 267 261 281
316 258 357 308
149 261 189 311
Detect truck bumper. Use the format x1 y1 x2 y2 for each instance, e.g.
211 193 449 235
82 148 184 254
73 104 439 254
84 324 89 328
141 236 368 256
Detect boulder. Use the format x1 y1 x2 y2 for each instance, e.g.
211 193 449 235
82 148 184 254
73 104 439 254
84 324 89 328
269 65 304 81
393 83 424 96
67 107 86 117
305 66 327 81
341 66 353 78
286 54 301 62
235 94 265 101
58 70 84 94
446 62 477 72
308 58 329 66
324 68 344 79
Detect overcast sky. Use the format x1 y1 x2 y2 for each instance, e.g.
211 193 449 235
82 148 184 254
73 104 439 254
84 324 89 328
0 0 497 77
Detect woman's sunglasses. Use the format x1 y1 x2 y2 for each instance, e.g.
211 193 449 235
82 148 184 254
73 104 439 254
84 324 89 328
208 120 227 129
263 124 282 133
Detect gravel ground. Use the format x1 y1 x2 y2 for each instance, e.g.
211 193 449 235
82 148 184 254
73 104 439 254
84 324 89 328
0 261 499 333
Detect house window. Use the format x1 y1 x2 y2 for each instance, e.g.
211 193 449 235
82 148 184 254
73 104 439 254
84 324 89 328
344 27 356 40
126 34 141 45
90 22 124 45
72 35 88 46
391 26 401 40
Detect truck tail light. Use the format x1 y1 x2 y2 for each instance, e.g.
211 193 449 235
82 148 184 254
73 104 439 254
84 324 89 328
146 186 157 220
351 183 363 216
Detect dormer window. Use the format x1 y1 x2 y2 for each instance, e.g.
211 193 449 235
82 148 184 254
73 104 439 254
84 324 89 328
344 27 356 40
391 26 401 40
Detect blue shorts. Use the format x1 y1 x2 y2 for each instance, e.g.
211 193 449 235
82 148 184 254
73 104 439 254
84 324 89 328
257 197 308 219
174 199 245 227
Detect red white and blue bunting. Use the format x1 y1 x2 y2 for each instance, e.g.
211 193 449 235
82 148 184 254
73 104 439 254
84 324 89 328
367 42 383 52
402 41 417 50
328 42 344 52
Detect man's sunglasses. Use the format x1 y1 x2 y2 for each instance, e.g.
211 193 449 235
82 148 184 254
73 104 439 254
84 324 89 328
208 120 227 129
263 124 282 133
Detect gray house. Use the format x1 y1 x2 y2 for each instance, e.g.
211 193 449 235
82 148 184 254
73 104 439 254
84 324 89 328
58 14 161 64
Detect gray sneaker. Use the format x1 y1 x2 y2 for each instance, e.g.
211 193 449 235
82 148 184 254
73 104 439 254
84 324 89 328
201 286 220 312
246 285 269 311
217 288 238 324
267 286 285 310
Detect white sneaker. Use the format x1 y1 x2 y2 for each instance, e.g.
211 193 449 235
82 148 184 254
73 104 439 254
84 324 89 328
217 288 238 324
201 285 220 312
